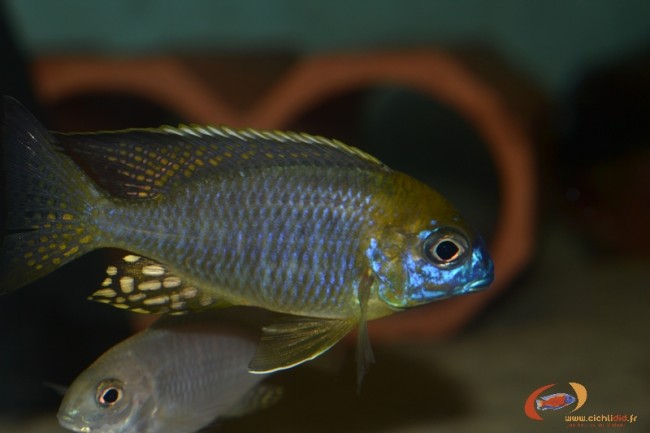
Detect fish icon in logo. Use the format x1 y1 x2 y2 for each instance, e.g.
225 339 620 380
536 392 576 411
524 382 587 420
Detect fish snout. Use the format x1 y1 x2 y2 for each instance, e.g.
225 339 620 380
455 238 494 295
57 409 90 433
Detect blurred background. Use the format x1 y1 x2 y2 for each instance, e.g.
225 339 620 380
1 1 649 432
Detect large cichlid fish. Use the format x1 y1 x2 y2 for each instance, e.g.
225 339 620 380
58 314 281 433
0 96 493 375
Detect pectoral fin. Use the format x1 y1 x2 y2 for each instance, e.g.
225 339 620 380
89 253 228 314
224 384 283 418
355 270 376 390
248 315 356 373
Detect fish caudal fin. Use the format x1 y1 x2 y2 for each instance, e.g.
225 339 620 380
248 315 356 374
0 97 104 293
88 254 228 314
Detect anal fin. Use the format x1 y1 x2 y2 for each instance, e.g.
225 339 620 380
88 253 228 314
248 315 356 374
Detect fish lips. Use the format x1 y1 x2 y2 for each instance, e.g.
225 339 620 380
57 412 90 433
464 273 494 292
453 247 495 296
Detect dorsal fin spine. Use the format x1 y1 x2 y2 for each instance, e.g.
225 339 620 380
155 124 383 165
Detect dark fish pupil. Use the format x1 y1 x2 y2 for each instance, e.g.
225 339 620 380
102 388 119 404
436 240 459 261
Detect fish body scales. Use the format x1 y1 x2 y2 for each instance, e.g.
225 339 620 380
130 326 261 425
100 166 381 318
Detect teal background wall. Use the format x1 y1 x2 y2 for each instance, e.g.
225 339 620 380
5 0 650 95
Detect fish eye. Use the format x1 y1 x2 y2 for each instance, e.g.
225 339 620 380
96 380 123 408
423 228 469 267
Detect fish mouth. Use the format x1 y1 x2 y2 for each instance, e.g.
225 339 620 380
456 266 495 295
57 413 90 433
466 252 495 292
467 275 493 290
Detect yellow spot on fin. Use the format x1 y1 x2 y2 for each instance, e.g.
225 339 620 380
123 254 141 263
248 315 356 374
88 254 230 314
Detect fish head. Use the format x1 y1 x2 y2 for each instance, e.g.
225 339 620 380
57 351 155 433
367 176 494 310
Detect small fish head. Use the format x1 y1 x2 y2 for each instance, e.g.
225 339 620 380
367 219 494 309
564 393 577 406
57 354 155 433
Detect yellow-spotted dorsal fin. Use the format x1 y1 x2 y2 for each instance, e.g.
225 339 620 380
89 253 229 314
55 125 388 199
248 315 356 374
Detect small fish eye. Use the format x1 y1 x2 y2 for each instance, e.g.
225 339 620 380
423 229 469 267
96 380 123 408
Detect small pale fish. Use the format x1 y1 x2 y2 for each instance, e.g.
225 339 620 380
0 97 494 378
57 316 281 433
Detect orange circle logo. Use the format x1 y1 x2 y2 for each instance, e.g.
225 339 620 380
524 382 587 420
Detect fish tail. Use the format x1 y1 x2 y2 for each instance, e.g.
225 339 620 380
1 97 104 293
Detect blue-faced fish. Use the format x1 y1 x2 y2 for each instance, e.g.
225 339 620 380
58 315 281 433
0 96 494 377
